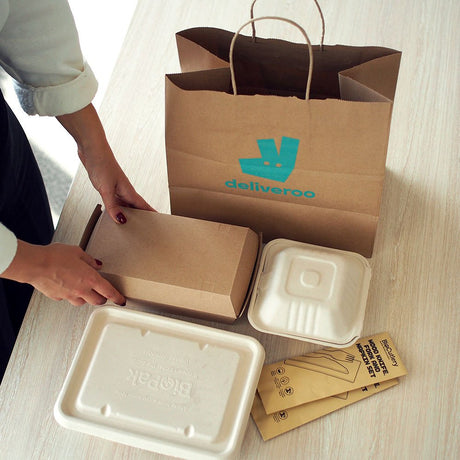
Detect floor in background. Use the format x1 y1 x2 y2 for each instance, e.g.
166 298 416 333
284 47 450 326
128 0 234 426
0 1 137 226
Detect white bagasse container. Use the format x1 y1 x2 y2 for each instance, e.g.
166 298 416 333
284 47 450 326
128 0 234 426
54 306 265 459
248 239 372 348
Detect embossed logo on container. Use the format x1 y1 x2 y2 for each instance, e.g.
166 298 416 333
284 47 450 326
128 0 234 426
127 368 193 399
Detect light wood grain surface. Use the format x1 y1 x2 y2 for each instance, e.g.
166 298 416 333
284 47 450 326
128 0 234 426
1 1 459 459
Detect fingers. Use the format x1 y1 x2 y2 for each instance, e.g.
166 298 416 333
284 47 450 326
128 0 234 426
68 297 86 307
79 249 103 270
86 290 109 306
66 288 124 308
92 276 126 306
104 198 156 226
103 196 128 225
27 243 126 308
100 181 157 225
66 279 125 307
77 247 126 306
127 193 157 213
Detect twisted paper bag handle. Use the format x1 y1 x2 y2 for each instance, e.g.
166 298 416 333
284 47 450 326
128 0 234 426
250 0 325 50
229 16 314 100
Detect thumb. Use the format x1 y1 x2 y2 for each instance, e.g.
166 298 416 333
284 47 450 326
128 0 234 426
102 195 127 225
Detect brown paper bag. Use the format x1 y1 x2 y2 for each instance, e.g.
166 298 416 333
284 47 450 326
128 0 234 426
166 17 401 256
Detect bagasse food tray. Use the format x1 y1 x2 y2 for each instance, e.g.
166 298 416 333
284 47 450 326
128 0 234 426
55 306 265 459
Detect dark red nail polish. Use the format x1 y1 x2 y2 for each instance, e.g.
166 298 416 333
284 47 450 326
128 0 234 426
116 212 127 224
95 259 103 266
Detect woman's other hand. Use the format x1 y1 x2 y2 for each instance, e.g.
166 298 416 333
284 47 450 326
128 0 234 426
2 240 125 306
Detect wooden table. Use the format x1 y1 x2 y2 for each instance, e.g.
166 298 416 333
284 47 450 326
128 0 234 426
1 1 458 458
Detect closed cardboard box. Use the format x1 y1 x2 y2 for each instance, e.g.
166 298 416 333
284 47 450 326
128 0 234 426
84 207 260 322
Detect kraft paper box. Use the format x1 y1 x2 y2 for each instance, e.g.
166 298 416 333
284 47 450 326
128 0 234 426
82 207 260 322
257 332 407 414
251 379 399 441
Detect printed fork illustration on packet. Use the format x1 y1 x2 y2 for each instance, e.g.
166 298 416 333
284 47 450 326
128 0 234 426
284 349 361 383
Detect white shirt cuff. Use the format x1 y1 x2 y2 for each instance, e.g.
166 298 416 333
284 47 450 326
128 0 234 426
14 62 98 116
0 223 18 274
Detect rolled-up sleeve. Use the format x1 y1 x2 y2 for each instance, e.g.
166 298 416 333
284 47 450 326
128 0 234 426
0 223 17 274
0 0 98 116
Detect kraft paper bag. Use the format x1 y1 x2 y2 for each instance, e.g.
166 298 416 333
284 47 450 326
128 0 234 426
166 17 401 257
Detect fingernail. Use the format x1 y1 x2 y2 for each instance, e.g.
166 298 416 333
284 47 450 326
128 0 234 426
116 212 127 224
118 301 126 307
95 259 103 266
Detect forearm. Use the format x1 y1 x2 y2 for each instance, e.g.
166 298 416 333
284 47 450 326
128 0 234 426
56 103 155 222
56 103 112 165
56 103 125 201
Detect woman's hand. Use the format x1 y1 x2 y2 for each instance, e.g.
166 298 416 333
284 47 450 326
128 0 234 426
77 143 155 224
3 105 153 307
56 103 155 224
2 240 125 307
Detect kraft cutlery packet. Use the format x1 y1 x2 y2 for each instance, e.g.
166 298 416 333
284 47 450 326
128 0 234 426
251 379 399 441
257 332 407 414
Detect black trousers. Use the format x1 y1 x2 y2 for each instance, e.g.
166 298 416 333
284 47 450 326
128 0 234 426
0 90 54 382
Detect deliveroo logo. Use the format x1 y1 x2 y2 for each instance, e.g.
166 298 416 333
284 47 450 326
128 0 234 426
239 136 299 183
224 136 315 199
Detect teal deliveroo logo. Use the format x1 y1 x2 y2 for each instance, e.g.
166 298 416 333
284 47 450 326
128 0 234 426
224 136 315 198
239 136 299 182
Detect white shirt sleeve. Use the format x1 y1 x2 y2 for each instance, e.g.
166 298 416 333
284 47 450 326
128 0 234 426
0 0 98 116
0 222 18 274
